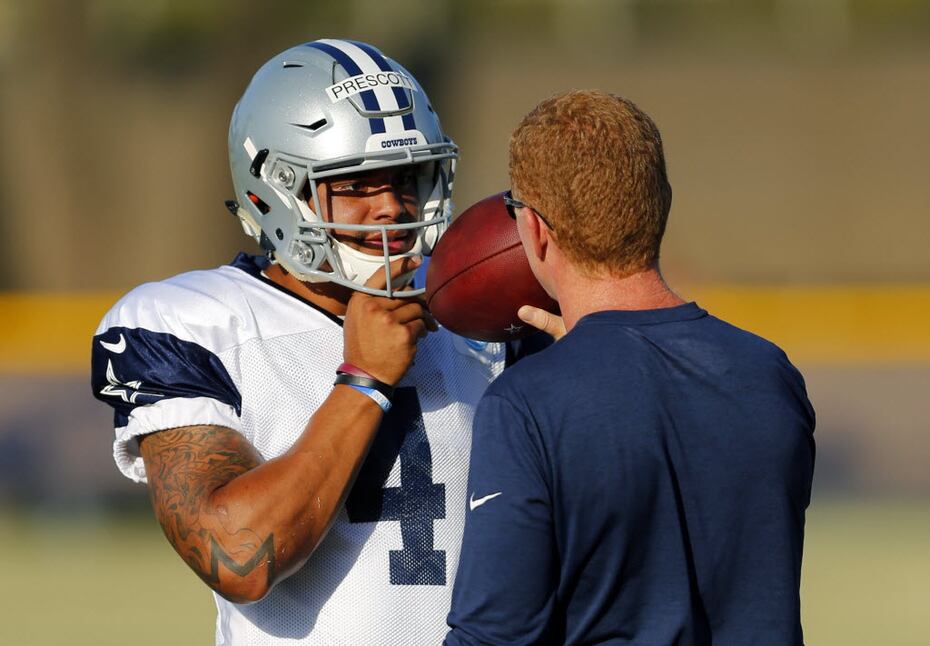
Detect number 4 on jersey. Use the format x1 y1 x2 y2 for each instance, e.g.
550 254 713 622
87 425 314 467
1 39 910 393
346 387 446 585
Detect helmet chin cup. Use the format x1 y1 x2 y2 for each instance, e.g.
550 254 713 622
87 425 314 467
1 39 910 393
332 239 420 290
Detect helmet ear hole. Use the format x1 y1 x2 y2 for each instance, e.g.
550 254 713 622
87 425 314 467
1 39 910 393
247 191 271 215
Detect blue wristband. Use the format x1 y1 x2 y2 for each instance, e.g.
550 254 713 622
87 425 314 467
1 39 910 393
346 384 392 412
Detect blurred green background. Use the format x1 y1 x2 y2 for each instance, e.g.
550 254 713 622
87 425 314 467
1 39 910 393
1 0 928 643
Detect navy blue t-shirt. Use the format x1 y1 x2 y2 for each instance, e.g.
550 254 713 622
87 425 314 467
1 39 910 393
445 303 815 646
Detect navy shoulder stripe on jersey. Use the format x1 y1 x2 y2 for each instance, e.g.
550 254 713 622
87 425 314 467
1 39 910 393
91 326 241 427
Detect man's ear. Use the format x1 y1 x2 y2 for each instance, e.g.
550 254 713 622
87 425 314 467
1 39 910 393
525 210 549 263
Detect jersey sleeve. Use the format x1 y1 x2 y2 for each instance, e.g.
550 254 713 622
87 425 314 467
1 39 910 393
91 282 243 483
445 392 558 646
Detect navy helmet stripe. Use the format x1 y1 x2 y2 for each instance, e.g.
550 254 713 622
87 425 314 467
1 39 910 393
306 41 385 134
393 89 412 112
347 40 412 112
347 40 391 69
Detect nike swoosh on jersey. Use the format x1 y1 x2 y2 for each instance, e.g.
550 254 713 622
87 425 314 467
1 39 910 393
100 333 127 354
469 491 502 511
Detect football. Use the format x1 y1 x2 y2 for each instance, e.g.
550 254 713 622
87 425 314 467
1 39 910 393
425 192 559 342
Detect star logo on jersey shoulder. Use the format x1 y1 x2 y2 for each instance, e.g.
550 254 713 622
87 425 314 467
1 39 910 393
99 359 165 405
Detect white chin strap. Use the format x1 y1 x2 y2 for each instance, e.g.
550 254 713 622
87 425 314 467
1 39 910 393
332 239 420 290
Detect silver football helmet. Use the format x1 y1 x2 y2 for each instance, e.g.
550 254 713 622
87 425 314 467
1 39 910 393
228 39 457 297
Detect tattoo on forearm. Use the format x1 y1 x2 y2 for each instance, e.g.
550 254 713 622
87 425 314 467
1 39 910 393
140 425 274 596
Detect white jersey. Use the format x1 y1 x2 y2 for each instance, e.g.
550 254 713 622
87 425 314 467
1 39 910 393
91 254 509 646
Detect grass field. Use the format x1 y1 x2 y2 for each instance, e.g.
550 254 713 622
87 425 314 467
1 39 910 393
801 498 930 645
0 497 927 645
0 510 214 645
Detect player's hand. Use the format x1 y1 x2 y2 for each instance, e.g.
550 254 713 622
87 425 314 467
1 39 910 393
518 305 566 341
343 257 437 385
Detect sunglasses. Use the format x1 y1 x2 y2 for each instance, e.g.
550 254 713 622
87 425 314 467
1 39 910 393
502 190 554 230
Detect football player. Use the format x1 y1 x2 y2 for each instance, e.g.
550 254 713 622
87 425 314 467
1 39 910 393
92 39 508 645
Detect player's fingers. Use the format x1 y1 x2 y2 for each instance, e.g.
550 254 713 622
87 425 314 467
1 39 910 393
391 301 433 326
363 256 421 292
404 318 429 342
364 293 429 316
409 297 439 330
518 305 567 340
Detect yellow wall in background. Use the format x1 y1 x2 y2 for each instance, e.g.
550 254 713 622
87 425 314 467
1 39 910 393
689 285 930 364
2 293 117 374
2 286 929 374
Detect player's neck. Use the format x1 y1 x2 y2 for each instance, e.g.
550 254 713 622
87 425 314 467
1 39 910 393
263 264 352 317
554 264 686 332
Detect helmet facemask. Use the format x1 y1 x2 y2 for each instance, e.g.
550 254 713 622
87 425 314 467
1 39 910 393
252 150 454 298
